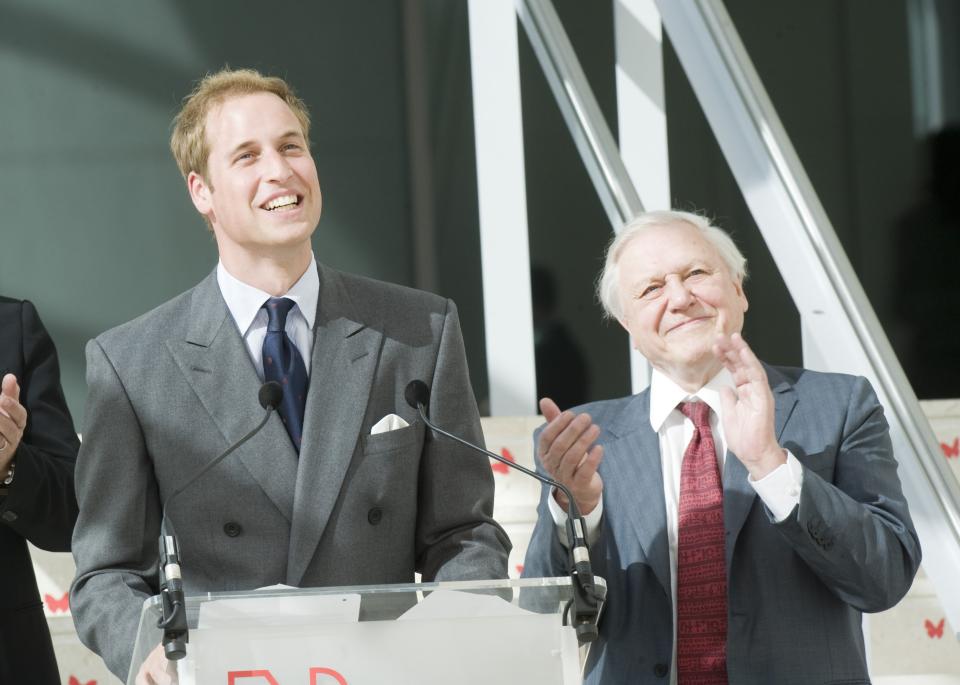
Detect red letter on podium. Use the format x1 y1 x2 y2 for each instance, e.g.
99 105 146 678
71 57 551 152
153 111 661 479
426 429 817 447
310 667 348 684
228 670 281 685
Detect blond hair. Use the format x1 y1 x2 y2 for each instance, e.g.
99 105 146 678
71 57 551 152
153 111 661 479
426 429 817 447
170 67 311 182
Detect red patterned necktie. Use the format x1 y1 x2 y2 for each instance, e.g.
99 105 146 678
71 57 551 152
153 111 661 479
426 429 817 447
676 401 728 684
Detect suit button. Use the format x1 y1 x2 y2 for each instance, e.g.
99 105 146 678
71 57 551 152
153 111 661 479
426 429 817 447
368 507 383 525
223 522 243 537
653 663 668 678
1 511 17 522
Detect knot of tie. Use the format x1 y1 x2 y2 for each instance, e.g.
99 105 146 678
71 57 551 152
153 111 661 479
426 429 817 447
263 297 296 333
679 400 711 430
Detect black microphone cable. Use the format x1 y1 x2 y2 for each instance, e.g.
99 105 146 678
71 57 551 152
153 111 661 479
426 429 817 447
404 380 605 644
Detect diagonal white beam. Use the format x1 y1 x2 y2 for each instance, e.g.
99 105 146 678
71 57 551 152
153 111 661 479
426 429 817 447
657 0 960 636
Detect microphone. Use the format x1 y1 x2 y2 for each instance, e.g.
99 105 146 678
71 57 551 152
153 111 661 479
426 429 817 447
156 381 283 660
403 380 604 644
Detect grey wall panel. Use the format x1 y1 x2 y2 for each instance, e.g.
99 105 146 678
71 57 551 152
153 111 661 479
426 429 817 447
0 0 414 424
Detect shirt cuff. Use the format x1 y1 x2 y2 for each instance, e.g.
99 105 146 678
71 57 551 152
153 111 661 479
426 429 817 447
749 450 804 522
547 489 603 547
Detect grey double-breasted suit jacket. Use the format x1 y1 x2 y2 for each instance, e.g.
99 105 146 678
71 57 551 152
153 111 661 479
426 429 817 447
523 365 920 685
71 264 510 679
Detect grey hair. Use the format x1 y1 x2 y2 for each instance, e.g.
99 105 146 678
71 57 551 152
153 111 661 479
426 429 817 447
596 210 748 320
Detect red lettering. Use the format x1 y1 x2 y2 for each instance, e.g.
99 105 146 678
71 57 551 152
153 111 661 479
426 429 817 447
228 670 281 685
310 667 348 684
226 667 349 684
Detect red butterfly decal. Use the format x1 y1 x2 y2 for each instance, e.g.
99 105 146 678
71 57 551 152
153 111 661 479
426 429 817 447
44 592 69 613
941 438 959 459
69 676 97 685
491 447 516 475
924 618 945 638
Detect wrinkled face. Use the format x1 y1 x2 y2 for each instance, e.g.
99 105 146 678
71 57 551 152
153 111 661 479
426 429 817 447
188 92 322 260
616 222 748 385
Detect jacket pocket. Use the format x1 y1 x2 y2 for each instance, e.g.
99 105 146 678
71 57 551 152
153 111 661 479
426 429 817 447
361 421 421 455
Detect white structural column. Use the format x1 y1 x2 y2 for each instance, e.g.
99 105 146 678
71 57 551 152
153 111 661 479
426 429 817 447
615 0 671 394
467 0 537 416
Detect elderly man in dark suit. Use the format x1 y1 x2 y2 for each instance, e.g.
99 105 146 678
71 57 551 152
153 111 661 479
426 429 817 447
523 210 920 685
70 68 509 684
0 297 79 685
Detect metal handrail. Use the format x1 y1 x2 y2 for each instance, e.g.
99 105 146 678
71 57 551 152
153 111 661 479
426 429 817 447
691 0 960 540
515 0 645 231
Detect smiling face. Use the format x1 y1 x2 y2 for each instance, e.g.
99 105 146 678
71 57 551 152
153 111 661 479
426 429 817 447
187 91 322 266
616 221 748 389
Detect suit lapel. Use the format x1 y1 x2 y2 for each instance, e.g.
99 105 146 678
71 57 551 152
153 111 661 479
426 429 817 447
606 392 672 599
723 365 798 569
287 265 383 585
165 271 299 523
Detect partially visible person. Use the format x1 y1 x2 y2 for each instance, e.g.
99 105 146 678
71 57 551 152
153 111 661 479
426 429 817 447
523 210 920 685
0 297 79 685
894 125 960 398
532 265 588 411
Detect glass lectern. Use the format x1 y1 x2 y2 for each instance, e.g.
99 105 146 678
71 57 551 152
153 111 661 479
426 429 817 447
128 576 605 685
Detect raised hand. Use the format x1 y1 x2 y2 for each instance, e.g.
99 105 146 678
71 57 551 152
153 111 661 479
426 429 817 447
537 397 604 515
713 333 786 480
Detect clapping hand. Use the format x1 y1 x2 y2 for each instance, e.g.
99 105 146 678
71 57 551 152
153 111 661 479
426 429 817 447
0 374 26 472
713 333 786 480
537 398 604 516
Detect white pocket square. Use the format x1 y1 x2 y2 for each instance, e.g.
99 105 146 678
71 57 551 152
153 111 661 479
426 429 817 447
370 413 410 435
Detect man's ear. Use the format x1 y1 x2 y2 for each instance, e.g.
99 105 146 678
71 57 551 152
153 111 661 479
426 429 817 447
735 277 749 313
616 316 636 347
187 171 214 219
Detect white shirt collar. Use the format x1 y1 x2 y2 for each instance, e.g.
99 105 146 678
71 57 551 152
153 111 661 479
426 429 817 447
216 255 319 336
648 366 735 433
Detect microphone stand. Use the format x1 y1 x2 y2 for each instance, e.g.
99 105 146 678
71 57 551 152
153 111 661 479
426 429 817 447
407 390 605 644
157 518 188 659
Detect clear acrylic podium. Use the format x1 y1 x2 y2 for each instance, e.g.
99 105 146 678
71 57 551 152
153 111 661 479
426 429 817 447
129 576 605 685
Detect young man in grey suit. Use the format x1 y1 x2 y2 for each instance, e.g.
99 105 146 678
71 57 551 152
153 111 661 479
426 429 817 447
522 210 920 684
70 68 510 683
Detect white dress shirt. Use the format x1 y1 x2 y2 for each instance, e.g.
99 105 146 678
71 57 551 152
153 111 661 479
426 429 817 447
216 257 319 379
548 367 803 684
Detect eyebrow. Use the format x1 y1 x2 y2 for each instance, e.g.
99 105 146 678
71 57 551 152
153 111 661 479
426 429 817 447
628 262 710 289
227 130 305 158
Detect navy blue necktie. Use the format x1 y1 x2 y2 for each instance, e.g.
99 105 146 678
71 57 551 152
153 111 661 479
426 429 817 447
261 297 309 452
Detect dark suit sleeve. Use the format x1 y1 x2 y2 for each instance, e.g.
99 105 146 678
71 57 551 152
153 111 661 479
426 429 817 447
0 300 79 551
414 300 511 581
772 376 922 612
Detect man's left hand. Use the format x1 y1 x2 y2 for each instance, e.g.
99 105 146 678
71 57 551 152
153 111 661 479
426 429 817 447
713 333 786 480
0 374 26 473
